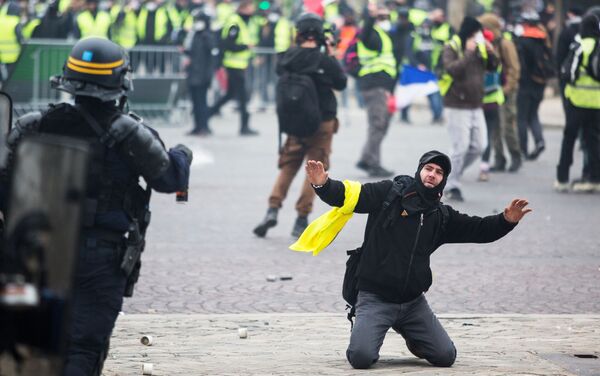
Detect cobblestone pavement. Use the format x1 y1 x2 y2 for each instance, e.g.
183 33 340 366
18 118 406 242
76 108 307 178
103 313 600 375
122 98 600 315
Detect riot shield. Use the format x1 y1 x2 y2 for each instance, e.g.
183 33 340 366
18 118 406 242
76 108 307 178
0 134 89 375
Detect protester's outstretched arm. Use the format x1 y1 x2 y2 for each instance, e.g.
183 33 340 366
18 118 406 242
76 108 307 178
306 160 391 213
441 199 531 244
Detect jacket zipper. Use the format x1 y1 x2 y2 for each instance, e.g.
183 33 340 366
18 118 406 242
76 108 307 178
400 213 424 298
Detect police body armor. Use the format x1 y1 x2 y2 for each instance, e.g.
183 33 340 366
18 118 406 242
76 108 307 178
8 102 170 296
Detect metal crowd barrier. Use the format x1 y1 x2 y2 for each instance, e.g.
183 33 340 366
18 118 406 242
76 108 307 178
0 40 189 123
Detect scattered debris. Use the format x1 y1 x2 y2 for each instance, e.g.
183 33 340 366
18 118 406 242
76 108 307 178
141 335 153 346
142 363 153 375
238 327 248 339
280 275 293 281
266 275 277 282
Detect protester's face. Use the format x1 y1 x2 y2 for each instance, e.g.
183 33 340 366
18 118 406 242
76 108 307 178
420 163 444 188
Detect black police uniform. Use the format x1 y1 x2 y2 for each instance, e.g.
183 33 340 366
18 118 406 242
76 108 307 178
5 38 191 376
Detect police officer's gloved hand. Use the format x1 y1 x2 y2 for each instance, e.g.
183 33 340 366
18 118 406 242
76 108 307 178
172 144 193 165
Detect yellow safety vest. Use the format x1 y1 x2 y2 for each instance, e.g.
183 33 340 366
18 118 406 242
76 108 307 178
565 38 600 110
221 13 252 70
274 18 292 53
59 0 70 14
0 11 21 64
409 8 428 27
167 6 187 30
22 19 41 39
324 2 339 22
110 6 137 48
77 10 111 38
357 26 397 78
431 22 452 71
439 35 488 96
137 6 170 43
215 2 234 29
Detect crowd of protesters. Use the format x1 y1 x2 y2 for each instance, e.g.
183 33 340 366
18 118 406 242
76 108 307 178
1 0 599 197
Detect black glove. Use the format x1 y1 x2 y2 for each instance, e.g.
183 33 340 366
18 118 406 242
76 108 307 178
172 144 193 165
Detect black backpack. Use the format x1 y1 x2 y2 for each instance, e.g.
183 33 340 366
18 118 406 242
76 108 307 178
275 71 321 140
560 39 583 84
342 177 450 329
528 39 556 83
587 39 600 82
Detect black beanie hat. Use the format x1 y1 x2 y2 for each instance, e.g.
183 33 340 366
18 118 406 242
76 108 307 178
458 16 482 47
412 150 452 206
418 150 451 177
580 13 600 38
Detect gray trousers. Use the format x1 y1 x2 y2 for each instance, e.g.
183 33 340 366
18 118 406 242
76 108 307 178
446 107 487 190
359 87 392 167
346 291 456 369
494 91 522 167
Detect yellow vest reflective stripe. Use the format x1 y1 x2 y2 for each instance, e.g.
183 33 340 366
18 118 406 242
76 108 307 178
77 10 111 38
0 13 20 63
439 35 488 96
137 7 169 42
274 18 292 53
221 13 251 69
110 6 137 48
565 38 600 109
22 19 41 39
409 8 428 26
357 26 397 78
167 6 186 29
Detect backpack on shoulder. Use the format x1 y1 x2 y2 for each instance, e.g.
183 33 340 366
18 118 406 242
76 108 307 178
276 71 321 138
341 176 450 329
587 39 600 82
560 38 584 84
342 38 361 78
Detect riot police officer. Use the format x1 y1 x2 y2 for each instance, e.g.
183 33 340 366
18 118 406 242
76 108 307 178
4 37 192 375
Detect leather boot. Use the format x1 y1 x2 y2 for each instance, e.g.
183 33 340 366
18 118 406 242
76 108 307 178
253 208 278 237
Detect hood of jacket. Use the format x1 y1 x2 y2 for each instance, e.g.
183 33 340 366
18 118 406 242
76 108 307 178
478 13 501 38
279 46 323 74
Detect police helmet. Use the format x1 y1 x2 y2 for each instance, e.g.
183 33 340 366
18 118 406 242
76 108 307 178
295 13 324 38
52 37 132 101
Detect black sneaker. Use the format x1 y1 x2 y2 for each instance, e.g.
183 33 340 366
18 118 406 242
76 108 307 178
291 216 308 238
526 144 545 160
445 188 464 202
368 165 394 178
507 159 522 173
356 160 371 172
489 164 506 172
253 208 278 237
240 128 259 136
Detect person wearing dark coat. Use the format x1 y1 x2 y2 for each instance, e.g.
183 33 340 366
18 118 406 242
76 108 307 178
184 10 217 136
305 150 531 369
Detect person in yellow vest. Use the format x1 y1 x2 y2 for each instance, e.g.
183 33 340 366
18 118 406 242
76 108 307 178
206 0 259 136
110 1 137 48
74 0 111 39
0 1 25 79
479 13 521 175
556 13 600 193
355 3 397 178
440 16 498 202
30 0 71 39
256 7 292 111
137 0 173 45
215 0 234 31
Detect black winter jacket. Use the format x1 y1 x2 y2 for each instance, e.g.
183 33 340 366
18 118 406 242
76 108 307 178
315 177 517 304
277 46 347 121
185 29 218 87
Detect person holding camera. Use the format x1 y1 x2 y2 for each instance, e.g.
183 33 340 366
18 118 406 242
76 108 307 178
253 12 347 239
355 3 398 178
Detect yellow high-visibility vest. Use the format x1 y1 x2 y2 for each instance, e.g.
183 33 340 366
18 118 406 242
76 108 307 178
274 18 292 53
22 19 41 39
221 13 252 70
110 5 137 48
565 38 600 109
357 26 397 78
439 35 488 96
77 10 111 38
0 11 21 64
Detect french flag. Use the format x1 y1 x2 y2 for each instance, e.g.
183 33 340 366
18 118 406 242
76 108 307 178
395 65 439 109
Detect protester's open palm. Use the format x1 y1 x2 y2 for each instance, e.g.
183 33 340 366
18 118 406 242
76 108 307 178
503 199 532 223
306 160 328 186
